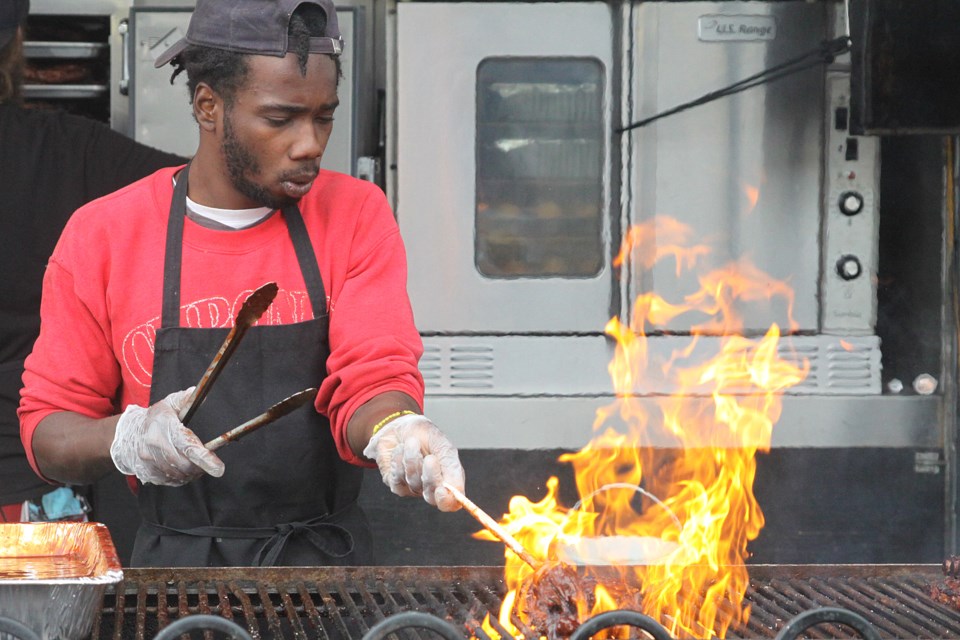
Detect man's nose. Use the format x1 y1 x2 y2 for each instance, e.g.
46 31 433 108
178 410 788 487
291 122 325 159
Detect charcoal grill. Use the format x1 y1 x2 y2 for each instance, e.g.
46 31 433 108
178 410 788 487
49 565 960 639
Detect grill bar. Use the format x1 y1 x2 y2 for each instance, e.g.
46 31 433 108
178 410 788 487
84 565 958 640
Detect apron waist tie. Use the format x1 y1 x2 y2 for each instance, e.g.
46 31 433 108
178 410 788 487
142 513 355 566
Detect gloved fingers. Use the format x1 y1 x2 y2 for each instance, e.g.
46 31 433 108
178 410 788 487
113 388 224 486
160 386 196 413
421 452 465 512
365 414 466 509
386 461 417 498
420 454 441 507
143 455 200 486
397 435 424 496
140 428 202 484
177 429 226 478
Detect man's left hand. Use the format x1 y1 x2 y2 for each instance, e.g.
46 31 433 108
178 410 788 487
363 414 465 512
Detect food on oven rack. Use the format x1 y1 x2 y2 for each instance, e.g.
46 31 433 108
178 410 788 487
24 61 91 84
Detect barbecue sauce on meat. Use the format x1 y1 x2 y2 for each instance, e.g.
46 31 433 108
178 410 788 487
517 561 594 638
516 561 648 638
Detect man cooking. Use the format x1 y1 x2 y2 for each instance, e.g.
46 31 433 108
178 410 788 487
18 0 465 567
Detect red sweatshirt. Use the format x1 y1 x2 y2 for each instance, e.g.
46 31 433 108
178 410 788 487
19 166 424 477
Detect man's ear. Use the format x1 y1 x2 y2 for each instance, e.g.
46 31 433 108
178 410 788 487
193 82 220 132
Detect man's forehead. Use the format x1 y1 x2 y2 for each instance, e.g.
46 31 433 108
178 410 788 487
236 54 339 100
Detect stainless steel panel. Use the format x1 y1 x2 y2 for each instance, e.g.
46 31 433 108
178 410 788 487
128 6 359 176
394 2 615 333
31 0 129 12
424 395 941 449
627 2 831 334
22 84 108 99
420 334 880 397
821 72 880 334
24 42 107 58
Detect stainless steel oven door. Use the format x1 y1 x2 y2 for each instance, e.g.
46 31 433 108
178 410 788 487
394 2 615 333
626 1 835 334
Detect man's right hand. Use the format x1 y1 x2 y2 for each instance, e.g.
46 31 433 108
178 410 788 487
110 387 225 486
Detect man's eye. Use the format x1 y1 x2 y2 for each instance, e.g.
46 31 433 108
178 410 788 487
317 115 335 124
266 117 290 127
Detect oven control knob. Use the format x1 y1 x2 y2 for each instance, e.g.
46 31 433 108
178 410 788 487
838 190 864 216
836 254 862 280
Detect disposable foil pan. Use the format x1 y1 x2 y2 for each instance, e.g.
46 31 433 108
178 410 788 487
0 522 123 640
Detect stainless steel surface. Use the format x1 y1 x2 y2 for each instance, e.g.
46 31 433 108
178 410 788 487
394 2 615 333
22 84 109 99
419 334 882 399
820 69 880 336
31 0 129 12
944 139 959 558
0 523 123 640
23 42 106 58
88 565 960 639
627 2 833 335
424 394 940 449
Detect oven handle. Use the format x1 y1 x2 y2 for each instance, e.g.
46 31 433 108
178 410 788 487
118 18 130 96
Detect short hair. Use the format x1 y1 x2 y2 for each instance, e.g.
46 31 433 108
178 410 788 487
0 28 24 105
168 5 342 110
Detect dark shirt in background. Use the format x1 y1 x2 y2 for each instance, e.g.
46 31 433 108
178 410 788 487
0 103 186 505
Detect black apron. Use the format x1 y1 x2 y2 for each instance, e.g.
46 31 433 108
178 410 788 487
130 164 371 567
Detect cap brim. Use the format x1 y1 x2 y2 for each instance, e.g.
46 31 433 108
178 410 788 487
308 36 343 56
154 38 188 68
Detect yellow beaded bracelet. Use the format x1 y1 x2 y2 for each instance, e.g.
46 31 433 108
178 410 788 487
371 410 416 435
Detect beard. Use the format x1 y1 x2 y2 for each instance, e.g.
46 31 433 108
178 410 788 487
222 111 297 210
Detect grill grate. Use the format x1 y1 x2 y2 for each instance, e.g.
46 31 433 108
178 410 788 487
88 565 960 640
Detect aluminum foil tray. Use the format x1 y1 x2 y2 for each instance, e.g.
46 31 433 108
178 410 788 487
0 522 123 640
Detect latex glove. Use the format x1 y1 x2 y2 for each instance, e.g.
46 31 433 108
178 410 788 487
363 413 465 512
110 388 225 486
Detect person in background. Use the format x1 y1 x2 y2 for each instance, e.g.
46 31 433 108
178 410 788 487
0 0 186 523
19 0 465 567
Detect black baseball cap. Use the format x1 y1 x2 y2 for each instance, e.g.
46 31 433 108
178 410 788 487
154 0 342 69
0 0 29 49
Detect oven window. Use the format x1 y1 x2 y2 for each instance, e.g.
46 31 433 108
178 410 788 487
475 58 605 278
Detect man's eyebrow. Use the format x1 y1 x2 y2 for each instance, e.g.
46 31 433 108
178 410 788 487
259 100 340 114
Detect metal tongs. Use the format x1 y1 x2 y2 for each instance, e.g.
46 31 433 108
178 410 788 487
173 282 318 450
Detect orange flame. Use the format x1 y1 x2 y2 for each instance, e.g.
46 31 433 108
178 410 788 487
476 216 808 639
839 339 854 352
743 184 760 213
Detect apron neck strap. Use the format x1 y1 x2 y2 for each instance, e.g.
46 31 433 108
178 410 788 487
161 163 327 328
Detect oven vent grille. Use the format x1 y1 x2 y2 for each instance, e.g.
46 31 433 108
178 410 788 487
420 335 881 396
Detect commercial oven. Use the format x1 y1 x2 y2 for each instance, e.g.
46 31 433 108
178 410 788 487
386 0 946 566
389 1 924 451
